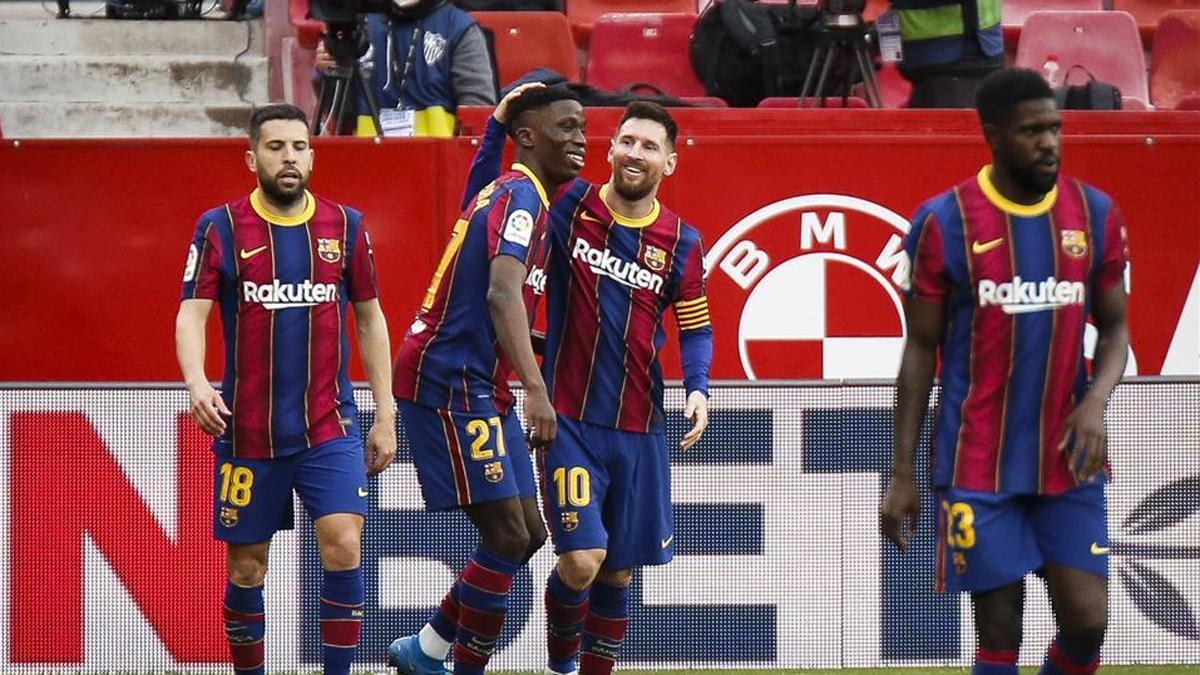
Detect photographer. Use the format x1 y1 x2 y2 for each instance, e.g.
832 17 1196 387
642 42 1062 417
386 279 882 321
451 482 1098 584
315 0 497 136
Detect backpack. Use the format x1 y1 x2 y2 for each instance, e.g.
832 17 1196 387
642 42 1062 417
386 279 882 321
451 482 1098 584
689 0 821 107
1054 66 1122 110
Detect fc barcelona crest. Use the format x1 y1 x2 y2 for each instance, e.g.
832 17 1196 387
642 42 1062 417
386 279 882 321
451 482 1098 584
219 507 239 528
484 461 504 484
317 238 342 264
1060 230 1088 259
643 245 667 272
561 511 579 532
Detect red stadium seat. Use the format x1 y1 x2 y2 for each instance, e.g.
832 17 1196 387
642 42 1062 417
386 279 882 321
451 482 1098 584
568 0 696 47
1112 0 1200 44
1014 11 1149 106
1150 10 1200 109
586 13 707 97
1176 94 1200 109
758 96 870 107
876 61 911 108
289 0 324 50
1001 0 1102 45
473 11 580 87
681 96 729 106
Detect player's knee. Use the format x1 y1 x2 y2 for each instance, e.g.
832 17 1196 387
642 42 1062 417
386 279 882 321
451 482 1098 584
524 519 548 560
1061 606 1108 653
227 551 268 587
557 550 605 589
482 516 532 561
319 533 362 571
595 567 632 588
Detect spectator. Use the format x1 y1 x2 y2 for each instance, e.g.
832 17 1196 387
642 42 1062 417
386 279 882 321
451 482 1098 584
316 0 497 136
890 0 1004 107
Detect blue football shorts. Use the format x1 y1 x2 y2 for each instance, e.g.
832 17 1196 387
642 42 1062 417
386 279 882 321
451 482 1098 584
399 399 536 511
539 416 674 570
937 480 1109 594
212 435 368 544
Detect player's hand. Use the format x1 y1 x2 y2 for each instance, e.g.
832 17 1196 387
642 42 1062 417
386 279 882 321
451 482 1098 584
880 471 920 553
523 385 557 449
493 82 545 124
187 381 230 436
1059 397 1107 484
679 390 709 450
364 414 397 476
315 39 336 75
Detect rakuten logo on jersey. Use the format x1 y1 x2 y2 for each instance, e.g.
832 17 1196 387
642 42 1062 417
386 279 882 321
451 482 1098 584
242 279 339 310
526 266 546 295
978 275 1086 314
572 239 664 294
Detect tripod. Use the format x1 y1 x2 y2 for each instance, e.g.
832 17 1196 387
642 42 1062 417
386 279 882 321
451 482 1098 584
313 26 384 136
798 11 882 107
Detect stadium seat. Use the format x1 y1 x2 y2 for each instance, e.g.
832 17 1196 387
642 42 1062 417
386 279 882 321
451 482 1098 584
472 11 580 87
876 61 911 108
681 96 729 106
1113 0 1200 44
1150 10 1200 109
586 13 708 97
567 0 696 47
758 96 870 107
1001 0 1101 45
289 0 324 50
1176 94 1200 109
1014 10 1149 106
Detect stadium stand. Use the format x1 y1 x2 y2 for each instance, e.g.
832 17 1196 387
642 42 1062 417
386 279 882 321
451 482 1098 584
1014 10 1150 106
473 11 580 86
1001 0 1102 45
758 96 871 107
1150 10 1200 109
1113 0 1200 44
566 0 695 47
585 12 706 96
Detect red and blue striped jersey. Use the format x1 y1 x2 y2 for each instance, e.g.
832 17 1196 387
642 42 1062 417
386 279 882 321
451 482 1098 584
544 181 712 434
393 164 550 414
906 167 1129 495
180 189 380 459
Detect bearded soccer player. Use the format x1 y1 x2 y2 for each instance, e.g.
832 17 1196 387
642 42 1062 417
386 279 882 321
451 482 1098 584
880 68 1130 675
175 103 396 675
466 99 712 675
387 86 586 675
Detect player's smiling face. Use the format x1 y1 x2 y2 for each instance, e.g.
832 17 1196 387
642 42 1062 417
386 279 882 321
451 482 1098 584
991 98 1061 196
246 118 313 207
608 117 676 202
533 99 587 186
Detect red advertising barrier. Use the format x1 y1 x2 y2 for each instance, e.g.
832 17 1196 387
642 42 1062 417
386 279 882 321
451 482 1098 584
2 110 1198 381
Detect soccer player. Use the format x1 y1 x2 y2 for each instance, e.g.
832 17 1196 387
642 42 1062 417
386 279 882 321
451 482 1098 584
467 99 713 675
387 86 586 675
880 68 1130 675
175 103 396 675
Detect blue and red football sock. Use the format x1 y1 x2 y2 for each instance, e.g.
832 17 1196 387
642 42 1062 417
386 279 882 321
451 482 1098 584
579 581 630 675
545 567 589 673
453 547 519 675
224 581 266 675
320 567 364 675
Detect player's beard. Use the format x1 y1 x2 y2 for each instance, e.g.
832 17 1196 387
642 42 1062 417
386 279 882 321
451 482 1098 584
258 167 309 208
611 162 658 202
1012 161 1058 196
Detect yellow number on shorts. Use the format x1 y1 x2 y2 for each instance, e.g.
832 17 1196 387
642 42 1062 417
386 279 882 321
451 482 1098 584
552 467 591 507
219 463 254 507
942 500 977 549
466 417 506 461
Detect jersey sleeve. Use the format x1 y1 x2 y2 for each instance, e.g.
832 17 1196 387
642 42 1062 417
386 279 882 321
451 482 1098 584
904 207 950 303
462 116 507 212
180 216 223 301
346 214 380 302
673 233 713 396
1095 202 1129 291
486 183 544 267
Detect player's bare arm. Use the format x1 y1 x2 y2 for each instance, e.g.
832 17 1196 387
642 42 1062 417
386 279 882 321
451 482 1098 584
175 298 231 436
881 296 945 552
680 390 709 450
354 298 397 476
1060 282 1129 484
487 255 556 448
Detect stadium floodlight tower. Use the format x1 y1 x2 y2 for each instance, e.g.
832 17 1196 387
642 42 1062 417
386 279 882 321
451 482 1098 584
309 0 389 135
798 0 883 107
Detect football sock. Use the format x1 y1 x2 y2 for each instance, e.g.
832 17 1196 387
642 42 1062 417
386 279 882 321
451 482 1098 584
421 579 460 659
545 567 590 673
454 546 520 675
973 648 1019 675
1040 635 1100 675
224 581 266 675
579 581 630 675
320 567 364 675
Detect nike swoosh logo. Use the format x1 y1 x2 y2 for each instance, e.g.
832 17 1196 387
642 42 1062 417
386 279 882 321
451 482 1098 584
1091 543 1110 555
972 238 1004 255
240 245 269 260
357 487 369 498
580 212 606 223
661 535 674 548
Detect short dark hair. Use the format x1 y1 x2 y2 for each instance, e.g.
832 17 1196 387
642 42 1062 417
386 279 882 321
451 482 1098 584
506 86 582 138
618 101 678 148
975 68 1056 127
249 103 309 146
